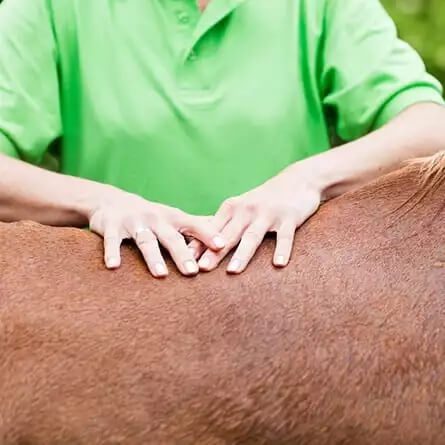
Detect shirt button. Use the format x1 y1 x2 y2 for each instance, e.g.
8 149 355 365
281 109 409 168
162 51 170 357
187 51 198 62
177 12 190 24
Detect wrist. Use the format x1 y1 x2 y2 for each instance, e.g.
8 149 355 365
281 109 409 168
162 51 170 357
288 147 360 201
67 176 119 221
286 157 335 197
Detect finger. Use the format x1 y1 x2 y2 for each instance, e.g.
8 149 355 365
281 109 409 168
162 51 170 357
214 197 237 228
133 227 168 278
187 238 205 260
273 220 298 267
154 227 199 276
187 210 232 259
103 225 122 269
227 219 270 274
198 213 249 272
184 197 236 256
179 214 226 252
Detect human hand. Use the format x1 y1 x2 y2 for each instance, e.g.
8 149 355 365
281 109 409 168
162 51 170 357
188 166 322 274
88 187 225 277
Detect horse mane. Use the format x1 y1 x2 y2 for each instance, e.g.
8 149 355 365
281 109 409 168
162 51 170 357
390 150 445 218
412 150 445 192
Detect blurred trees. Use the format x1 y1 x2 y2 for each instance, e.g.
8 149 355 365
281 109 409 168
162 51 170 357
383 0 445 88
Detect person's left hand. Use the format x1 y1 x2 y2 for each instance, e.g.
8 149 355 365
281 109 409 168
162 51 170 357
188 165 322 274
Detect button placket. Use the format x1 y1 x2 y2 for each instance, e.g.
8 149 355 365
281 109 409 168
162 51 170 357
171 1 199 63
171 2 200 91
172 0 226 101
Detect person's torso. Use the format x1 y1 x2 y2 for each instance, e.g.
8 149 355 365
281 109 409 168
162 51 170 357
50 0 331 214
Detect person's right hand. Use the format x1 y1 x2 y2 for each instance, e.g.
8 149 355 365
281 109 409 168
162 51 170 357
88 187 225 278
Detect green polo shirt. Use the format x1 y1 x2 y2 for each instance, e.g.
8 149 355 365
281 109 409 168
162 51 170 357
0 0 443 215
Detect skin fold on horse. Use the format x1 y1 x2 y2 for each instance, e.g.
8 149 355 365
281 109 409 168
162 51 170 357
0 159 444 445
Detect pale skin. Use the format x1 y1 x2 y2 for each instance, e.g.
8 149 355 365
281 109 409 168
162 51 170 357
1 103 445 278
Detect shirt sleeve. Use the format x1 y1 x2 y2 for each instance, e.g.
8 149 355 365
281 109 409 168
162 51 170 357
320 0 444 142
0 0 61 164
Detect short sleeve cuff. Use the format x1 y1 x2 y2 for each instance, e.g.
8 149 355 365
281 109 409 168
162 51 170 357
0 131 19 158
373 86 445 130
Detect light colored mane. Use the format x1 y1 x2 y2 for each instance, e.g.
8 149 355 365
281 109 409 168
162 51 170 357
413 150 445 191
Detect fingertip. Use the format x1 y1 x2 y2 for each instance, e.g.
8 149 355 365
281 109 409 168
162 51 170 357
198 255 212 271
154 262 168 278
212 235 226 250
183 259 199 276
227 258 243 274
273 255 288 268
106 256 121 269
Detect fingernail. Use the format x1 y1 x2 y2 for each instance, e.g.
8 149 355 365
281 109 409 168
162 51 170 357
198 256 211 270
227 258 242 273
184 260 199 275
155 262 167 276
107 257 120 268
275 255 286 267
213 235 225 249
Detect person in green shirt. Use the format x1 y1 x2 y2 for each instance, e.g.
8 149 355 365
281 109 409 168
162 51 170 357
0 0 444 278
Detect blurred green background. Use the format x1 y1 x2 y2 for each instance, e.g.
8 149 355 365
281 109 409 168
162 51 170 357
383 0 445 88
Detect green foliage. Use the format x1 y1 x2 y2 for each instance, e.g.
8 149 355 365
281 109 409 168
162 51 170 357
382 0 445 88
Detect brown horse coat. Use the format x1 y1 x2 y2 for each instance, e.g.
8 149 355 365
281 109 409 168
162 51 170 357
0 164 444 445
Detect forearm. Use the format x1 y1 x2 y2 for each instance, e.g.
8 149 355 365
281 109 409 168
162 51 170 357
294 102 445 200
0 152 110 226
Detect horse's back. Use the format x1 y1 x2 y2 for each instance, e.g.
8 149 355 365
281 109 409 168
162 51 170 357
0 166 444 444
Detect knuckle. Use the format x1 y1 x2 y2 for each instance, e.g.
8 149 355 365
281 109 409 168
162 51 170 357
279 204 297 215
104 234 121 244
145 212 160 227
125 212 158 231
104 221 121 235
243 230 262 243
290 206 305 219
123 215 141 232
243 202 258 215
268 204 294 219
135 230 156 245
162 231 184 245
90 210 112 234
223 230 239 245
225 236 241 248
221 197 238 213
167 206 187 221
139 239 158 250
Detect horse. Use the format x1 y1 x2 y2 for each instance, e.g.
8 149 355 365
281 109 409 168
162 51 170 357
0 154 444 445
